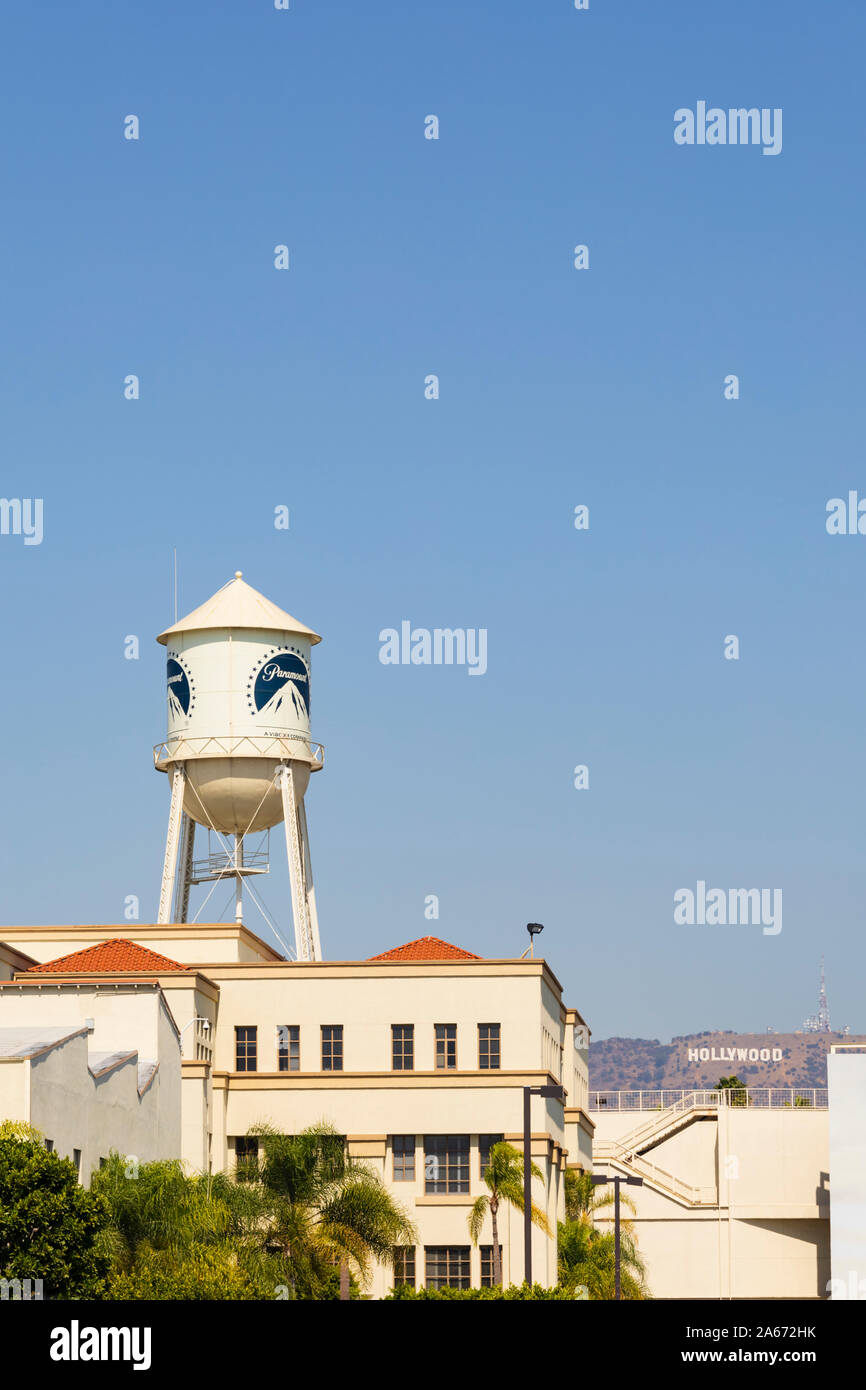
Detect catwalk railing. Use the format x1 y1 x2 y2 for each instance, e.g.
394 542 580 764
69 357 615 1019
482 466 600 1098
592 1139 718 1206
589 1087 828 1111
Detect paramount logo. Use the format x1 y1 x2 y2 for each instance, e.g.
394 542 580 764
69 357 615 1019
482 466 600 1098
261 663 304 683
688 1046 784 1063
674 102 782 156
674 881 782 936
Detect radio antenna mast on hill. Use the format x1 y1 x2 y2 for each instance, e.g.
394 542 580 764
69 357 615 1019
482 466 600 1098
802 956 831 1033
817 956 831 1032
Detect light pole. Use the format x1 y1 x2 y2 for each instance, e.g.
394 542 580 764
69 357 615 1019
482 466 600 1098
523 1082 566 1286
179 1016 211 1058
591 1173 643 1299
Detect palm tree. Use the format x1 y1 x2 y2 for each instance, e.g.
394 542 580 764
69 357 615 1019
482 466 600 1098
564 1168 636 1231
557 1216 648 1299
94 1156 223 1270
468 1141 550 1286
246 1122 417 1296
715 1075 749 1106
559 1169 647 1299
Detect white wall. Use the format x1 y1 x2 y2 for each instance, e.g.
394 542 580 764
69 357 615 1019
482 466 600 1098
593 1105 831 1298
0 986 182 1182
828 1050 866 1297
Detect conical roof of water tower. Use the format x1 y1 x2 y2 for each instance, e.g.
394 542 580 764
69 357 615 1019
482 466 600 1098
156 573 322 645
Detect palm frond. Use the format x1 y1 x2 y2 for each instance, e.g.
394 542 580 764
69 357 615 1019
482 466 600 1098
468 1194 489 1244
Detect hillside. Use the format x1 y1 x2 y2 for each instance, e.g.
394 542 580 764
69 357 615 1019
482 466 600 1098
588 1031 865 1093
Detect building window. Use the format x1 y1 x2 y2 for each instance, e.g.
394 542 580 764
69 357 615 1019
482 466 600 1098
322 1025 343 1071
479 1134 504 1178
234 1136 259 1180
478 1023 501 1070
278 1025 300 1072
99 1157 108 1170
392 1135 416 1181
393 1246 416 1288
434 1024 457 1071
235 1026 257 1072
44 1139 54 1153
424 1135 469 1194
392 1024 414 1071
425 1246 471 1290
480 1245 503 1287
72 1149 81 1177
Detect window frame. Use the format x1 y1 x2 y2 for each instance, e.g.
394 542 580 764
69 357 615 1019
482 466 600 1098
434 1023 457 1071
479 1133 504 1178
393 1246 416 1288
321 1024 344 1072
478 1022 501 1070
235 1025 258 1073
391 1023 414 1071
480 1244 503 1288
234 1135 259 1181
424 1134 470 1194
425 1245 471 1290
277 1024 300 1073
392 1135 416 1182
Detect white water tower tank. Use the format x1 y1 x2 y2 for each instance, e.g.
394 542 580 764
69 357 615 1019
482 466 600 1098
155 572 322 833
154 573 324 960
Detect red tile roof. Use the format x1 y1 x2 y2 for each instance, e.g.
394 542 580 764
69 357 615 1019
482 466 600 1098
368 936 481 962
25 939 188 975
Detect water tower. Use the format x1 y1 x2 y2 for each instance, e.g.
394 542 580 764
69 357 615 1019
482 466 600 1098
153 572 324 961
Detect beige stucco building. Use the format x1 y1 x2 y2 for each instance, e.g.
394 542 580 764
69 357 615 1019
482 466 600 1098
0 925 592 1297
591 1088 831 1298
0 959 181 1184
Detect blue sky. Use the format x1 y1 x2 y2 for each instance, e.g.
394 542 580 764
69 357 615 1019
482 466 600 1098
1 0 864 1039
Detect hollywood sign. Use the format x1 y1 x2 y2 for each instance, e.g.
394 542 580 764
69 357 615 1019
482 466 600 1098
688 1047 786 1064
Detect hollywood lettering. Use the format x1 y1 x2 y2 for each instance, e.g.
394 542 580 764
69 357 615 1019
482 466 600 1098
688 1046 785 1064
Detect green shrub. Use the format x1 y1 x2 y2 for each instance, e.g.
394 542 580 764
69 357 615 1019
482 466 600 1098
0 1135 110 1298
385 1282 576 1300
103 1245 262 1301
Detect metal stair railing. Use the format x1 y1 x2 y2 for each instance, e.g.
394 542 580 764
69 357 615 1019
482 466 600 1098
610 1090 721 1156
594 1137 717 1207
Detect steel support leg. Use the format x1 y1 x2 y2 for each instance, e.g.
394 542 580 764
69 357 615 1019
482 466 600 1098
277 763 315 961
158 764 186 924
234 833 244 925
297 798 322 960
173 813 195 923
